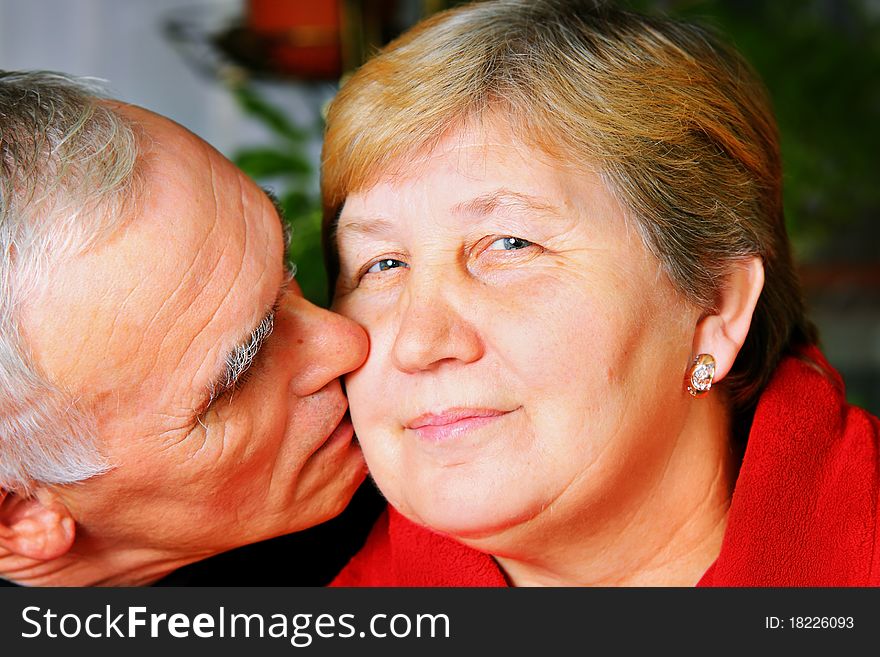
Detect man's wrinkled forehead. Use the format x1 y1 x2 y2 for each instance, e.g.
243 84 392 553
22 105 283 417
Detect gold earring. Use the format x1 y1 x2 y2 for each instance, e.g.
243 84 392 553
687 354 716 398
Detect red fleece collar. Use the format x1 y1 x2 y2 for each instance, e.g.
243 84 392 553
334 347 880 587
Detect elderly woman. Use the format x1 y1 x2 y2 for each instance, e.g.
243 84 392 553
321 0 879 586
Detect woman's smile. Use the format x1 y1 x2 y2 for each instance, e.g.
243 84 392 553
406 407 518 442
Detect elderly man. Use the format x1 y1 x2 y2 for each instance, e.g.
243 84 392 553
0 70 372 585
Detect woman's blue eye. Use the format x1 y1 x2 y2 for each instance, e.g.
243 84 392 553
488 236 533 251
367 258 408 274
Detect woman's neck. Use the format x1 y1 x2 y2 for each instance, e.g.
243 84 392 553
488 394 739 587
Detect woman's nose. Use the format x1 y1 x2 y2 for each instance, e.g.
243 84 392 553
280 284 369 397
390 285 484 374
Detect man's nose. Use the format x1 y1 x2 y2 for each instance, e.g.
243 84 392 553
281 285 369 397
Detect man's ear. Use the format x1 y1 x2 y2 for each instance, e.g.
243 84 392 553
692 256 764 384
0 487 76 561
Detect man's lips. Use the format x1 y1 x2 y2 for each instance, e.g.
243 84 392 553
314 410 355 455
406 407 514 442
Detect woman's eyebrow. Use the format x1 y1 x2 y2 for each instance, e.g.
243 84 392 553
336 216 396 238
337 190 561 238
452 189 562 218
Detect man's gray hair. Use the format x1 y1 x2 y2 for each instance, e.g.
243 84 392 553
1 70 140 494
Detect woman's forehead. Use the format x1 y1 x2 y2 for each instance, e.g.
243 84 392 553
347 112 542 187
350 121 596 205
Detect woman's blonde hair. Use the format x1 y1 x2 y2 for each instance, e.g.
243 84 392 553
321 0 816 438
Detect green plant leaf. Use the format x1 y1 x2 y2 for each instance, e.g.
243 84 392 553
232 85 308 143
233 147 312 178
285 206 329 308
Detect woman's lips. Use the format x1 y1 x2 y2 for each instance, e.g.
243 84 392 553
406 408 512 442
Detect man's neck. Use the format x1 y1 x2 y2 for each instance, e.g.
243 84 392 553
0 545 196 586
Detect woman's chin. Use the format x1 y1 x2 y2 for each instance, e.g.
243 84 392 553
404 499 540 545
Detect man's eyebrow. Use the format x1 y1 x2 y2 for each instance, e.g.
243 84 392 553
202 290 283 413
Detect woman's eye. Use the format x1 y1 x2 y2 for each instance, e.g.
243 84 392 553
366 258 409 274
487 236 533 251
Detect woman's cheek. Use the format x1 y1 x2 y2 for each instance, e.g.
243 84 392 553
345 356 396 449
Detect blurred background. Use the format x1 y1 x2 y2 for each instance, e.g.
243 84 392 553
2 0 878 581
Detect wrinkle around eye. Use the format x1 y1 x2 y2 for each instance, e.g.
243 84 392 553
356 262 410 292
466 235 546 277
155 403 229 464
487 236 533 251
152 411 205 454
366 257 409 274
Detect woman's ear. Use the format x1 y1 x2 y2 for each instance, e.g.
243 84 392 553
692 256 764 384
0 487 76 561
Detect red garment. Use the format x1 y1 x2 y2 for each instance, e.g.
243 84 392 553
332 347 880 586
